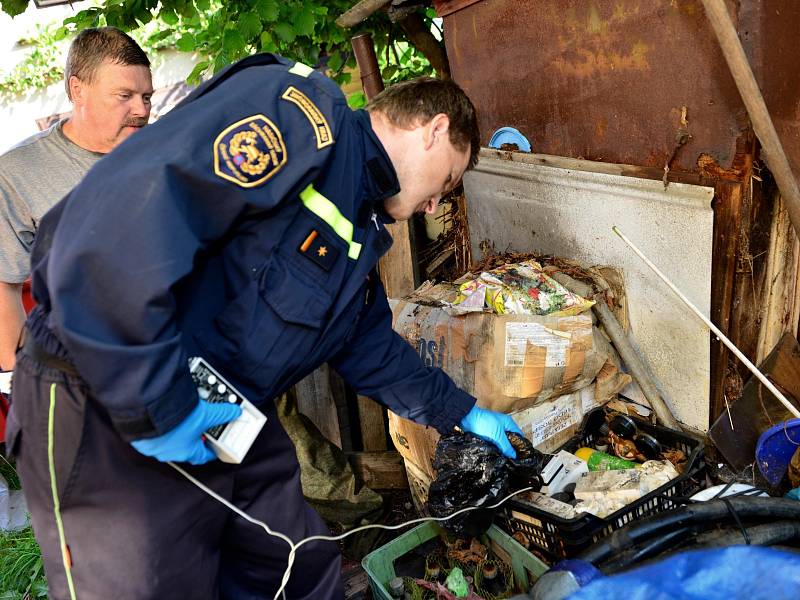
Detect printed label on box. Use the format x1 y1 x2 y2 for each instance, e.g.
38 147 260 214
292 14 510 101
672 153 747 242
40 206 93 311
529 404 578 447
504 322 571 367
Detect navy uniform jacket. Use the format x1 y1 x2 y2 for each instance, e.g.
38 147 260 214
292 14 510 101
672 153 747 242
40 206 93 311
27 54 475 440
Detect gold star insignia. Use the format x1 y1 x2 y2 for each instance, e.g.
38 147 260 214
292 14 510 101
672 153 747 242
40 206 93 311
317 246 328 257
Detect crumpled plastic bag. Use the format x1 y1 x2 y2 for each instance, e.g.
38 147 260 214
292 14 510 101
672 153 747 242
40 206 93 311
427 431 545 537
453 260 594 316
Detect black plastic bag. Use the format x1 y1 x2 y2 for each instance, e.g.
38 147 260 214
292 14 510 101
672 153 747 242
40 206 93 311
427 431 545 537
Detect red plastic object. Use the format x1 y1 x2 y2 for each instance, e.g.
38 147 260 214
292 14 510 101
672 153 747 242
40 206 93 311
0 278 33 442
22 278 36 313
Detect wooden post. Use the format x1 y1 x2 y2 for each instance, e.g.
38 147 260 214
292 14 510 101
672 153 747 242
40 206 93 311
357 394 388 451
709 180 744 426
294 365 344 448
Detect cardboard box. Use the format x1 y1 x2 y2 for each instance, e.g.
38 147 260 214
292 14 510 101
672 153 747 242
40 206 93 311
390 284 610 414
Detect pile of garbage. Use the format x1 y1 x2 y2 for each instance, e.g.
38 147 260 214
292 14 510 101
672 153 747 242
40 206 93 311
389 533 517 600
452 259 594 316
518 410 689 519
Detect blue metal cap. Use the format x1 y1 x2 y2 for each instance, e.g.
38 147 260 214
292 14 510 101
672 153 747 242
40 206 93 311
488 126 532 152
755 418 800 485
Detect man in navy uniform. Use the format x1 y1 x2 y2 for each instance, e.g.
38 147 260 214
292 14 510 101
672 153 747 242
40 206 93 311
6 54 522 599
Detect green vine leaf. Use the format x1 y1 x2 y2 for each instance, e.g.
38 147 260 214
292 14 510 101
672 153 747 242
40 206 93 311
222 28 246 56
159 8 179 26
213 51 230 74
259 30 276 52
273 22 296 44
255 0 279 22
1 0 28 17
327 51 343 73
294 6 315 37
347 91 366 109
187 60 210 85
176 33 196 52
237 12 262 40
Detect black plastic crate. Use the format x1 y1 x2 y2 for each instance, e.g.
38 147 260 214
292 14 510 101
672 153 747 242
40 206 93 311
498 408 706 561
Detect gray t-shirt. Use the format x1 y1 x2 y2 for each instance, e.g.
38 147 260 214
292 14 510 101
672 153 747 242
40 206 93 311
0 120 103 283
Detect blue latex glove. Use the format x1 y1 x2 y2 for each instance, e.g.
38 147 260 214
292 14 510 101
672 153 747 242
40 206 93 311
460 405 524 459
131 400 242 465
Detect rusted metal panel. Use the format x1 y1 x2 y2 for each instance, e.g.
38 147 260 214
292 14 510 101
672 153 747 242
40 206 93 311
740 1 800 182
441 0 800 175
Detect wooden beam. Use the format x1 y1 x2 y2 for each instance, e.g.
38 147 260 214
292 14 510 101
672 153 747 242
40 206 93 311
728 169 775 384
709 180 744 426
347 450 408 490
357 394 388 451
379 223 417 298
755 191 800 364
294 365 343 448
336 0 391 28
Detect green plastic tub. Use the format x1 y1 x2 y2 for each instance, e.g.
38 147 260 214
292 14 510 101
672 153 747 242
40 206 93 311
362 522 548 600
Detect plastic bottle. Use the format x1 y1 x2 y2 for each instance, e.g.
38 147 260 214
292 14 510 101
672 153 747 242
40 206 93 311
388 577 405 599
575 447 638 471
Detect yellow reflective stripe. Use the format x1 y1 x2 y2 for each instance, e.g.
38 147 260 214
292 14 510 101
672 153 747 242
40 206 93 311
288 62 313 77
299 184 362 260
348 242 362 260
48 383 78 600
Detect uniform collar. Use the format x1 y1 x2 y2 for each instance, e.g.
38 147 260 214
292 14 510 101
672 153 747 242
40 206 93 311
354 110 400 209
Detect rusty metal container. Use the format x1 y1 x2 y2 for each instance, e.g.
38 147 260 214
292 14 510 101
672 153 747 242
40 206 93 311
435 0 800 177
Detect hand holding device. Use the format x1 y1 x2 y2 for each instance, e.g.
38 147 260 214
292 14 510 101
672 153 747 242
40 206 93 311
131 400 241 464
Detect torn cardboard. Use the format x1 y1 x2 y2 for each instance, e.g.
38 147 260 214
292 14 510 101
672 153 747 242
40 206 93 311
390 283 610 414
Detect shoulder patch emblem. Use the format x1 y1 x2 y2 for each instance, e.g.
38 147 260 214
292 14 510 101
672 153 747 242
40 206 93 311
281 86 334 150
213 115 287 188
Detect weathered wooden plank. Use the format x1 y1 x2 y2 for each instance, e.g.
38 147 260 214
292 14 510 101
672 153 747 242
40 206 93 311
357 394 388 451
294 365 342 448
379 222 416 299
709 180 744 426
728 167 776 393
347 450 408 490
755 191 800 363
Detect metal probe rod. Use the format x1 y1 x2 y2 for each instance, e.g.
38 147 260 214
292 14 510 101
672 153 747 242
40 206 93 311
613 225 800 419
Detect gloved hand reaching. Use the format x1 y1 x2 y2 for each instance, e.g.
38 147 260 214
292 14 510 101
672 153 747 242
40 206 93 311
131 399 242 465
460 404 524 459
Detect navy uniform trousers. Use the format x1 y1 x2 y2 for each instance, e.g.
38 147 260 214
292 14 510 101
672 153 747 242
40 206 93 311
6 337 342 600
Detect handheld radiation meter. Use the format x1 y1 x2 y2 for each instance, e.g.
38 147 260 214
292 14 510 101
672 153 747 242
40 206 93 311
188 357 267 464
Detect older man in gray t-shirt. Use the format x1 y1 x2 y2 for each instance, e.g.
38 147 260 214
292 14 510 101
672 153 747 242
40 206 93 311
0 120 102 281
0 27 152 373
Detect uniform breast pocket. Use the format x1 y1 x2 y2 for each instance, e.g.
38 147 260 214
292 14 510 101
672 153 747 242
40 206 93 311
199 250 333 386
